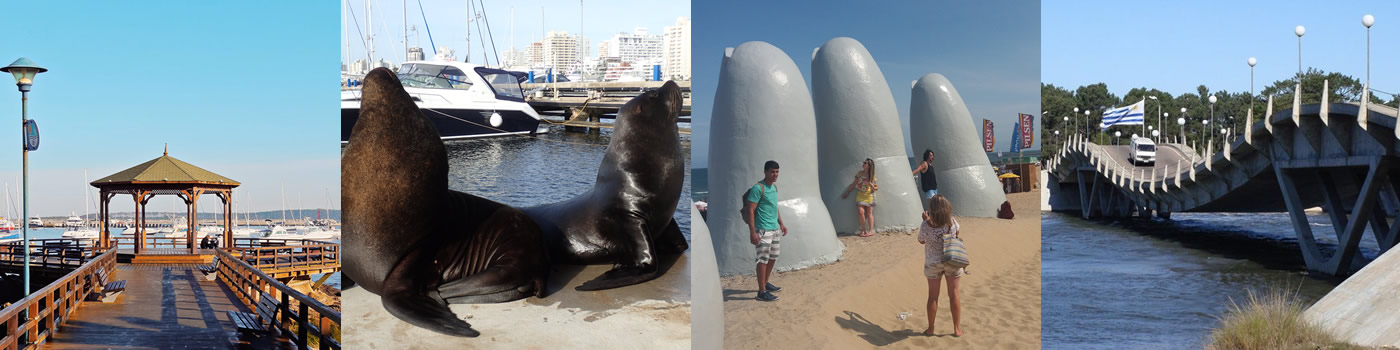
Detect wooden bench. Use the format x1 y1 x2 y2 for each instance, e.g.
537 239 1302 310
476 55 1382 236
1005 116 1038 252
89 266 127 303
228 293 280 342
198 255 222 281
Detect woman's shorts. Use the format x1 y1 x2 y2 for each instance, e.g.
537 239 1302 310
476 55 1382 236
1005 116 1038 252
924 261 964 279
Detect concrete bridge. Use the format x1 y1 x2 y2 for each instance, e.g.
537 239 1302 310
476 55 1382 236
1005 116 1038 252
1046 87 1400 276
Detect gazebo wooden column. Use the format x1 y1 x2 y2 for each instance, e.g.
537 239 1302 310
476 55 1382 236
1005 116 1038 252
215 190 233 249
99 191 115 249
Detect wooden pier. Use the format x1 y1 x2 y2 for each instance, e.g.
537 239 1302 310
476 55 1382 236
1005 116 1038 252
0 238 341 349
524 81 692 134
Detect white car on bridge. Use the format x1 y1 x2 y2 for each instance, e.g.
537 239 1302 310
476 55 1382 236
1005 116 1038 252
1131 136 1156 165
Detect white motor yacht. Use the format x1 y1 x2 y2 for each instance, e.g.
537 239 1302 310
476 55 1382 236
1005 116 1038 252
341 60 548 142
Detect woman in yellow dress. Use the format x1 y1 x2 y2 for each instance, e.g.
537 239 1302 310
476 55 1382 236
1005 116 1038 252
841 158 879 237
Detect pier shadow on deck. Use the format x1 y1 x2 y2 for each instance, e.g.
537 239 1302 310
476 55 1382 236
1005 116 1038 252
45 264 271 349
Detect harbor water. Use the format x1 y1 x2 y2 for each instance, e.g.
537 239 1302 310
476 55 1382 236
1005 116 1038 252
10 227 343 290
1042 211 1380 349
445 124 692 240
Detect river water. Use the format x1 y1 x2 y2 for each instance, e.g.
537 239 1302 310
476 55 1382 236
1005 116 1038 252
1041 211 1381 349
444 124 692 240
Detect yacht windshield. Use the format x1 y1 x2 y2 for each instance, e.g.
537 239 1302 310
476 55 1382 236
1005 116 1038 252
396 64 474 90
479 71 525 100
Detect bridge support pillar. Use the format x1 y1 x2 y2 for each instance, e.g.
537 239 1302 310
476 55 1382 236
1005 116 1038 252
1274 157 1391 276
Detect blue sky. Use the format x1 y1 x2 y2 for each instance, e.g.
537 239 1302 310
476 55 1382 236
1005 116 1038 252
691 0 1042 168
0 2 339 217
1044 1 1400 99
341 0 689 66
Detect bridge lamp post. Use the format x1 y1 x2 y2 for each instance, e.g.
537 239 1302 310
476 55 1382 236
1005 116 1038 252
1 57 47 297
1148 95 1159 137
1180 107 1188 144
1086 110 1092 143
1208 95 1218 146
1364 15 1374 104
1073 107 1080 136
1062 116 1069 144
1162 112 1170 142
1202 119 1210 146
1054 130 1060 147
1177 117 1186 146
1114 131 1121 145
1296 25 1306 81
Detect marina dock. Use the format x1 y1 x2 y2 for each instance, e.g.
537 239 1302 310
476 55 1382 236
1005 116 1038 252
0 238 341 349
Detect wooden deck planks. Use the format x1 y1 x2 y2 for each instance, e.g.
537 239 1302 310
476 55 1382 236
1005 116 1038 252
45 265 251 349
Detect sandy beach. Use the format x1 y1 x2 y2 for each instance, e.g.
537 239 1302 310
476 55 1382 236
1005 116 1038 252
720 192 1041 349
343 253 691 349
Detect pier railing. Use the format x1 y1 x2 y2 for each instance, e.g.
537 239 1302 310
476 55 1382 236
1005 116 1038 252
110 236 192 251
0 239 103 270
225 242 340 275
215 248 340 350
0 249 115 349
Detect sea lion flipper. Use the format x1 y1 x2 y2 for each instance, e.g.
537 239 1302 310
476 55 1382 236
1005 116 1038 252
381 292 480 337
575 218 663 290
575 264 662 291
655 218 689 255
439 266 545 303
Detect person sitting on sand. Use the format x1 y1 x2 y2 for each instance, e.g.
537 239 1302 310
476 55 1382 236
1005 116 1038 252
912 150 937 201
918 194 964 337
841 158 879 237
746 160 787 302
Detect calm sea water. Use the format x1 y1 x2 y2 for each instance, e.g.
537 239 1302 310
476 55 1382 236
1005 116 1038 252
444 124 692 239
1042 212 1379 349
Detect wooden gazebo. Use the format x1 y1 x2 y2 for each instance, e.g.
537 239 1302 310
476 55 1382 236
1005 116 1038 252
90 149 240 254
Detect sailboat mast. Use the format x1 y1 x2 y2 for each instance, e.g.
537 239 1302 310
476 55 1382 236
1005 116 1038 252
470 0 476 63
404 0 408 62
281 182 287 223
366 0 374 65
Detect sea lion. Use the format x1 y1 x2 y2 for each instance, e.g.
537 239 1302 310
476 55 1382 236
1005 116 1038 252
523 80 689 291
342 67 549 337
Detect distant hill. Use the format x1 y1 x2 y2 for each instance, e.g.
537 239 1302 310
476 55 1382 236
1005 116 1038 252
29 209 341 222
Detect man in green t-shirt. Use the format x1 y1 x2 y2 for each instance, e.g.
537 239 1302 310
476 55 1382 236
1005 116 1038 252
746 160 787 302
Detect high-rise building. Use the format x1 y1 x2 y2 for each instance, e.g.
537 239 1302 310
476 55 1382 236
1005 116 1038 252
604 27 664 72
543 31 579 71
576 36 591 64
407 47 425 62
664 17 691 81
528 42 545 66
597 42 611 60
502 48 529 67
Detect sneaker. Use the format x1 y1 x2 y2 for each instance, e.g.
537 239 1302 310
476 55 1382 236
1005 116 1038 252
765 282 781 292
756 291 778 302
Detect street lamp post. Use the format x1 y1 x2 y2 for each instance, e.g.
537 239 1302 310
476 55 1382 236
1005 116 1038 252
1073 107 1080 137
1365 15 1374 106
1180 107 1188 144
1208 95 1218 146
1062 116 1069 144
1086 110 1092 143
1296 25 1306 80
1163 112 1170 142
1148 95 1159 138
1178 117 1186 145
1 57 47 297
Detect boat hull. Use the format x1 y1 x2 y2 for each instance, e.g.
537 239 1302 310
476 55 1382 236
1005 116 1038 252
341 107 542 142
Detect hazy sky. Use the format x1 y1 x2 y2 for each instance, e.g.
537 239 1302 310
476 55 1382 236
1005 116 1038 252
341 0 689 66
1044 1 1400 99
0 2 339 217
691 0 1042 168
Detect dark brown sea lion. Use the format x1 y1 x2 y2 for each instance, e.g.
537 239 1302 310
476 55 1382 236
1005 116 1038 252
342 67 548 337
522 80 689 291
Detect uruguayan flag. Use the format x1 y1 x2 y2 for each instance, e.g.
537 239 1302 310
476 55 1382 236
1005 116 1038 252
1100 100 1146 129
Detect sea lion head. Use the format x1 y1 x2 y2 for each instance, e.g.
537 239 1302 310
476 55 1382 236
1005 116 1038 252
342 67 449 294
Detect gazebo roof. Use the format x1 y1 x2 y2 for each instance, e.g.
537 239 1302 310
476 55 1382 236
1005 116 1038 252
91 150 240 187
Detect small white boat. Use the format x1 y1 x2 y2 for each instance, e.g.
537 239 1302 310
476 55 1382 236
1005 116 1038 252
61 228 99 239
